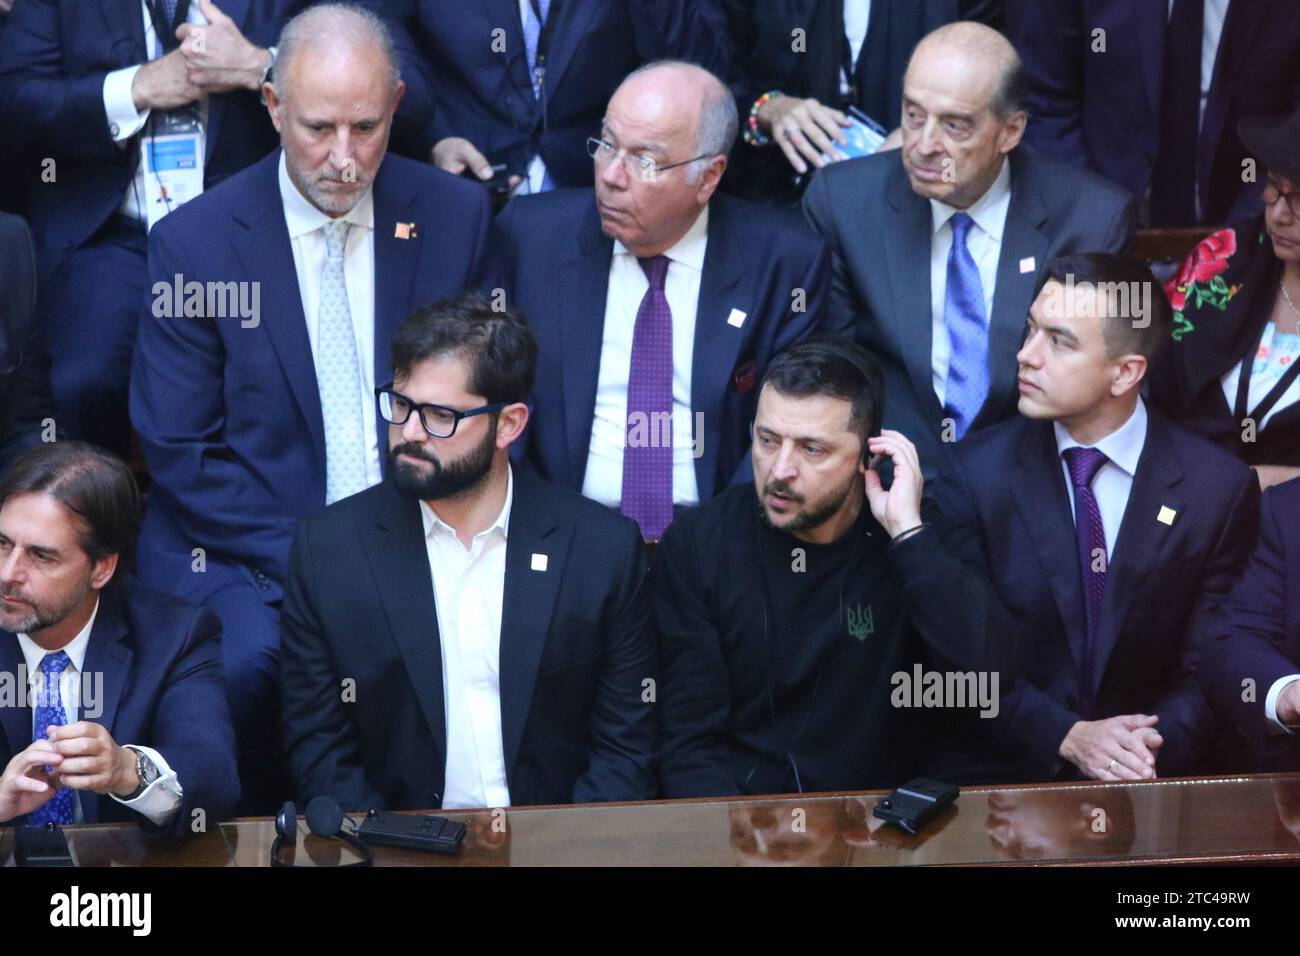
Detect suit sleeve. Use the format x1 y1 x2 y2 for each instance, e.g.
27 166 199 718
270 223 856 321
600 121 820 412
652 514 742 798
367 0 436 158
1097 186 1137 256
570 519 659 802
1203 484 1300 758
129 219 301 584
928 450 1078 780
801 169 864 340
136 606 240 838
627 0 731 78
280 519 387 812
1149 466 1260 774
1005 0 1091 170
0 0 126 162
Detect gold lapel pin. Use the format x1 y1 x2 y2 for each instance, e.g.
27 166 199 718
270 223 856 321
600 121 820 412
394 222 418 240
1157 505 1177 526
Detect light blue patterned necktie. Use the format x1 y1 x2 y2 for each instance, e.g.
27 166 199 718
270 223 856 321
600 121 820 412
27 651 74 827
522 0 553 99
317 219 369 505
943 212 990 440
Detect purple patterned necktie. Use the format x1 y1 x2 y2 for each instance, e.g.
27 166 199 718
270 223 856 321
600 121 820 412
1064 446 1108 717
621 255 674 540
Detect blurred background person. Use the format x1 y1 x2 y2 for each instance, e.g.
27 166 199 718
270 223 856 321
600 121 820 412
1149 107 1300 489
0 212 52 471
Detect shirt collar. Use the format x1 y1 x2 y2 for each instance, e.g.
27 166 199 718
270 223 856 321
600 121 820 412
17 595 101 678
277 150 375 241
1054 396 1149 478
419 465 514 546
929 156 1012 242
612 204 709 271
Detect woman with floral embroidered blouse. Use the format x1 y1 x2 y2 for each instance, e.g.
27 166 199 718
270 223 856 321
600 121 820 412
1150 106 1300 489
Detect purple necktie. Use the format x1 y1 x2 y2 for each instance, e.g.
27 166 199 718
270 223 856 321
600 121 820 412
621 255 674 540
1064 446 1108 717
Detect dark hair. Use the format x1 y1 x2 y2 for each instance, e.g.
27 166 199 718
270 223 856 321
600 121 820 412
0 441 142 572
390 292 538 405
1039 254 1173 361
760 338 885 444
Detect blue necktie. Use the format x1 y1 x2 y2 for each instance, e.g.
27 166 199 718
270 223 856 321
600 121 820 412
943 213 990 440
523 0 552 99
27 651 74 827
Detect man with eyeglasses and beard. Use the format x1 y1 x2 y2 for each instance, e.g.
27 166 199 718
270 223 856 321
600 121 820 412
653 338 1015 798
280 292 657 812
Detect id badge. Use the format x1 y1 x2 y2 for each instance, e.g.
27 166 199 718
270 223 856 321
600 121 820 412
144 109 205 231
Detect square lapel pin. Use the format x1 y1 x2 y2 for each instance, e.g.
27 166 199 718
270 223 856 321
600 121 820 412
1157 506 1177 526
531 553 549 572
394 222 418 240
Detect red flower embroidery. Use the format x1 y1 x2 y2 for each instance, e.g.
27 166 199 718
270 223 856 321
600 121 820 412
1164 228 1238 313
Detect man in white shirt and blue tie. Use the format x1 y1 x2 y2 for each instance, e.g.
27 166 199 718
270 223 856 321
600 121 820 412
0 442 238 834
130 3 492 812
804 20 1136 481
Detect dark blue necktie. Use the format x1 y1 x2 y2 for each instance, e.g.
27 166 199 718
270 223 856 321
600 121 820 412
944 213 989 439
27 651 74 827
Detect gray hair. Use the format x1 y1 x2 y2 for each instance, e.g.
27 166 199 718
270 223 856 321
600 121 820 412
620 60 737 184
273 2 400 100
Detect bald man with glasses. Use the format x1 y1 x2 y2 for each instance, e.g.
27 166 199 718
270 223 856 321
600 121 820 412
488 60 841 542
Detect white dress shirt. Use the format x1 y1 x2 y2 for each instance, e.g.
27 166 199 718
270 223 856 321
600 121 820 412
421 467 514 810
102 1 210 224
17 599 183 826
840 0 873 97
1054 397 1149 560
582 205 707 509
278 152 384 489
929 158 1012 408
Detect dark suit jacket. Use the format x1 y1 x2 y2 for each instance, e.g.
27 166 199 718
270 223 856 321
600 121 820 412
653 482 1017 798
0 0 305 276
930 408 1260 783
1148 217 1300 466
129 150 492 602
0 580 240 835
802 145 1136 480
1008 0 1300 226
1202 478 1300 770
490 189 835 500
385 0 730 184
722 0 1002 204
0 212 52 470
280 471 658 810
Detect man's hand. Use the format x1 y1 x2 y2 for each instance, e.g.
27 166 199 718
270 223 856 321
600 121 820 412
432 137 522 189
1277 680 1300 727
1059 714 1161 780
45 722 140 797
178 0 271 94
131 48 203 113
757 95 851 174
0 740 64 823
864 429 924 539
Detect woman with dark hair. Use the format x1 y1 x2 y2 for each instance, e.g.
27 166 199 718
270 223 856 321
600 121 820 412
1150 106 1300 489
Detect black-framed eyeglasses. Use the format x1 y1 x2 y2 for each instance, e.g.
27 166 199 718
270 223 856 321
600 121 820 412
586 136 710 182
375 384 506 438
1264 176 1300 217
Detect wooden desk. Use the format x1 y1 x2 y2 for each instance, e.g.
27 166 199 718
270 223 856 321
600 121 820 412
8 773 1300 866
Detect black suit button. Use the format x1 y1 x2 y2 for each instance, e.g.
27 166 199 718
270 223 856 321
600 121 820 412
1065 695 1078 710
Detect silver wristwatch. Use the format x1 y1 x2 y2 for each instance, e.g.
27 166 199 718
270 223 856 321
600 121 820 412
123 746 160 800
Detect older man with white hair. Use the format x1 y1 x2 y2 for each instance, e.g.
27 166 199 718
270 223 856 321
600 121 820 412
490 60 839 541
130 2 492 811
